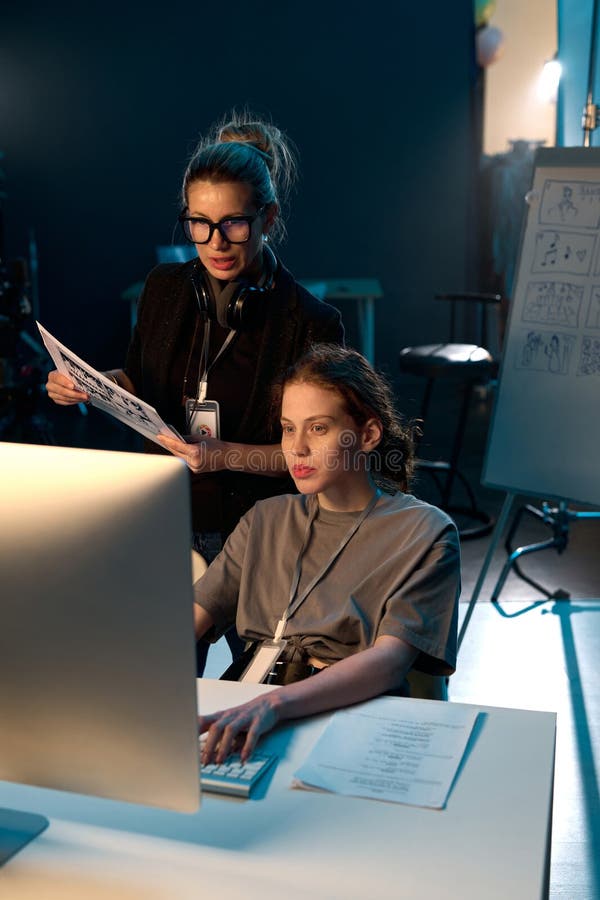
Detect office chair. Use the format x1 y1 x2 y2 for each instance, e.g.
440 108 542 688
191 549 208 582
405 670 448 700
398 292 502 540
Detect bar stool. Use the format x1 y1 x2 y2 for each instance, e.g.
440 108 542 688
398 293 501 540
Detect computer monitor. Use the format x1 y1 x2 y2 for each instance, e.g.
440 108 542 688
0 442 201 863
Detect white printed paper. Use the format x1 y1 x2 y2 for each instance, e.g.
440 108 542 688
293 695 479 809
38 322 182 446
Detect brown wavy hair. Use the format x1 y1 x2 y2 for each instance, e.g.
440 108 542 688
273 344 416 492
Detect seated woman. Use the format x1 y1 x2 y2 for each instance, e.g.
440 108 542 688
190 344 460 764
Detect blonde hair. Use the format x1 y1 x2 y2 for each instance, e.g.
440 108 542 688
182 110 297 244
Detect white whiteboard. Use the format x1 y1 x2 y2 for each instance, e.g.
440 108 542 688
483 147 600 507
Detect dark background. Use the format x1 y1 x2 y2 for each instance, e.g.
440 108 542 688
1 0 476 380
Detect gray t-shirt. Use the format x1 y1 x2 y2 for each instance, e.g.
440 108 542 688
196 491 460 675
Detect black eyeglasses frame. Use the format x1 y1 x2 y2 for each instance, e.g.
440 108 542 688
178 207 265 245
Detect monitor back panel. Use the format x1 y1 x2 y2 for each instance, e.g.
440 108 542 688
0 442 200 813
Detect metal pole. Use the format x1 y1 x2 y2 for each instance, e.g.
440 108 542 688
583 0 600 146
457 492 515 651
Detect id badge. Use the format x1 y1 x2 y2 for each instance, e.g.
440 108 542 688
186 399 221 439
240 640 287 684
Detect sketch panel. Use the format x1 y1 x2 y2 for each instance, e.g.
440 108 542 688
58 351 155 428
522 280 583 328
577 334 600 376
539 179 600 228
515 329 577 375
58 353 121 405
585 285 600 329
531 230 595 275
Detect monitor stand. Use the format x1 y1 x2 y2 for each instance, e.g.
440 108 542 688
0 808 49 866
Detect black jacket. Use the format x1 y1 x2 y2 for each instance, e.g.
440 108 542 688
124 257 344 534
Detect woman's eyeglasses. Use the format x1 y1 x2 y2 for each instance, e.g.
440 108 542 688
179 208 264 245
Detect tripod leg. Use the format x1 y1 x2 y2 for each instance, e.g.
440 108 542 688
491 537 562 602
457 493 515 650
493 503 571 602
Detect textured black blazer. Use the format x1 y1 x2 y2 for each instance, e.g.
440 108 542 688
124 257 344 533
125 258 344 444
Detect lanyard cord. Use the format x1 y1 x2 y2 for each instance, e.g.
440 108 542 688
182 317 238 405
273 489 381 641
196 320 238 402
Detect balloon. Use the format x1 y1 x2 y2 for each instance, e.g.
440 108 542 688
475 0 496 28
476 24 505 68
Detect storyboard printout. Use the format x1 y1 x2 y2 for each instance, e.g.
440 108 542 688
38 323 182 446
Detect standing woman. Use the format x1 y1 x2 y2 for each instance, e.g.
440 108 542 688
46 112 344 670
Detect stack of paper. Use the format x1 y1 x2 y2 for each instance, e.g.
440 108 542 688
293 695 479 809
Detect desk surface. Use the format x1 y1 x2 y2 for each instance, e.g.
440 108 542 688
300 278 384 299
0 680 555 900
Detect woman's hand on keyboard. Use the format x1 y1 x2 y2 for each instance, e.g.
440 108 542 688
198 693 282 765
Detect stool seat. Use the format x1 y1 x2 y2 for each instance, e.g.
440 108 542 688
399 343 494 379
398 343 495 539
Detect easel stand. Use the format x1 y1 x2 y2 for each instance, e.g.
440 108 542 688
490 500 600 603
458 493 600 649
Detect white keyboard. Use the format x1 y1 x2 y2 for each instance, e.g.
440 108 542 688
200 752 278 797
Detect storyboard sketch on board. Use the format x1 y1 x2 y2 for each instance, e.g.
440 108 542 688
483 147 600 508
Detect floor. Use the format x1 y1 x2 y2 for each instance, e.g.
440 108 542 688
398 377 600 900
4 376 599 899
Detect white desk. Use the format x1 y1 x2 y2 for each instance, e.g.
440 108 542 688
0 680 555 900
300 278 383 364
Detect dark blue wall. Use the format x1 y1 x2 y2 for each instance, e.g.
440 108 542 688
2 1 475 377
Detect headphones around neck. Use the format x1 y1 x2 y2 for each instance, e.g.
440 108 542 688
190 244 277 331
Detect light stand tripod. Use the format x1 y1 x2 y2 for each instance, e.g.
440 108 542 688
489 499 600 604
458 494 600 650
0 152 54 445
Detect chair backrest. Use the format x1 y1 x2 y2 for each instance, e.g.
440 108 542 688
435 292 502 353
191 549 208 582
406 669 448 701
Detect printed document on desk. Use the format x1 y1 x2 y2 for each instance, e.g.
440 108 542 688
293 695 479 808
38 323 182 446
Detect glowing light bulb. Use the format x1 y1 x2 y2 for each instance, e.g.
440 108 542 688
538 58 562 103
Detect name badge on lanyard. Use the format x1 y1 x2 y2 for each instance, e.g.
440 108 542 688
240 639 288 684
183 322 236 439
241 491 381 685
185 398 221 439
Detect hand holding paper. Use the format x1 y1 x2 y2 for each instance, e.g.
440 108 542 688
38 323 182 447
46 369 93 405
156 431 232 474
